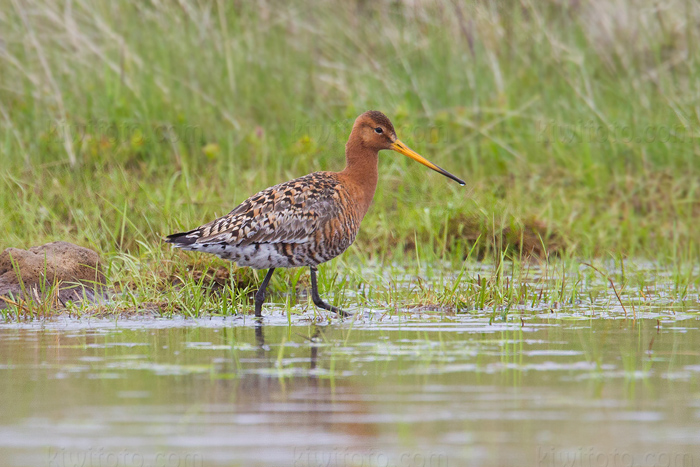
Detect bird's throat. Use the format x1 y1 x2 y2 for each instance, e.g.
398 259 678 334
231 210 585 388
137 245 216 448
339 142 379 220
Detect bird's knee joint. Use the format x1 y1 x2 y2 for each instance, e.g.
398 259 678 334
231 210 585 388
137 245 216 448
255 292 265 305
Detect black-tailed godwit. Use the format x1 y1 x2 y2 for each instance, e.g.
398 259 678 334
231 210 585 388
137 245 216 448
166 111 464 317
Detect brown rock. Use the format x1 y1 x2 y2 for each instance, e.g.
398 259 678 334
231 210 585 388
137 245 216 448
0 241 107 310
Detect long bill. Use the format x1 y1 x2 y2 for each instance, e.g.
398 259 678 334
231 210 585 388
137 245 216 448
391 140 465 186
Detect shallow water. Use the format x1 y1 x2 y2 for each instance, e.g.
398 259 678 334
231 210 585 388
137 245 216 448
1 311 700 467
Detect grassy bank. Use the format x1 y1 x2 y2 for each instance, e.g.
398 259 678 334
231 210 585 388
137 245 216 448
1 0 699 316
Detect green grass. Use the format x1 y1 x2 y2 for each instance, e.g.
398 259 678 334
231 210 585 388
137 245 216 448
0 0 699 317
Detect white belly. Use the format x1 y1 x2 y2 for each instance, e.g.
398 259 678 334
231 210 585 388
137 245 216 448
176 242 295 269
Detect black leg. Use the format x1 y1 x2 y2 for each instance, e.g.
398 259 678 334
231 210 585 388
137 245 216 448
254 268 275 318
309 266 349 317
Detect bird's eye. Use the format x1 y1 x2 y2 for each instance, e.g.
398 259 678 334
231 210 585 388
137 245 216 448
374 127 383 134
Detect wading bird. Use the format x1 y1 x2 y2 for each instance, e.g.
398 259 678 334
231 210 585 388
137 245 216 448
166 111 464 317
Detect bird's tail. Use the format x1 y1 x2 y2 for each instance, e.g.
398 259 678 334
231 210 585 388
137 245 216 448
164 229 200 247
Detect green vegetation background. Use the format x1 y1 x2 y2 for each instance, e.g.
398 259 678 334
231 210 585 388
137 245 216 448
1 1 698 287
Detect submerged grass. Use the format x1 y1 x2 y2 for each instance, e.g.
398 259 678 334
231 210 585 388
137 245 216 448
0 0 699 318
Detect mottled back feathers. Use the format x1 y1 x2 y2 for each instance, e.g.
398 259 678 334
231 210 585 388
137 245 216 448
166 172 362 268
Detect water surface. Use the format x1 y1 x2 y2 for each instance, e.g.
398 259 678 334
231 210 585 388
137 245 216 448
1 311 700 467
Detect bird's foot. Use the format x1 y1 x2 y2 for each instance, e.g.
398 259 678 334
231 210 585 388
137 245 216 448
312 297 350 318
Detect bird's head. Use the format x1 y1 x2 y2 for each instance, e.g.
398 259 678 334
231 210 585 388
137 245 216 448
351 110 465 185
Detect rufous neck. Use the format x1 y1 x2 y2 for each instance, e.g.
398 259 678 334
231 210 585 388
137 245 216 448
339 136 379 219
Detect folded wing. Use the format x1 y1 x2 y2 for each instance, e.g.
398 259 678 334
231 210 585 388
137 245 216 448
167 172 342 248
